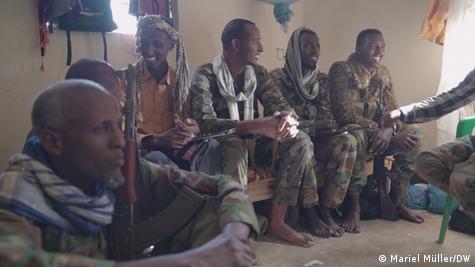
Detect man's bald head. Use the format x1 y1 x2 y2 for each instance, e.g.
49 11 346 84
65 59 120 99
32 79 112 132
32 79 124 184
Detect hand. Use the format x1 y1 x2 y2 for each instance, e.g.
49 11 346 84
174 114 200 135
369 127 393 154
380 109 402 128
274 111 299 141
391 131 418 150
313 119 338 138
116 227 255 267
145 115 198 150
186 231 255 267
314 119 337 131
223 222 251 242
149 127 195 150
250 116 280 139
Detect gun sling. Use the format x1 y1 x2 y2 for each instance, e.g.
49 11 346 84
132 185 206 253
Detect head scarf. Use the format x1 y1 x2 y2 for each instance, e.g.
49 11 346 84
282 26 319 101
136 15 191 118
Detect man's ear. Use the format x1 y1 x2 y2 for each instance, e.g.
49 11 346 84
168 41 176 52
230 39 241 52
38 129 64 156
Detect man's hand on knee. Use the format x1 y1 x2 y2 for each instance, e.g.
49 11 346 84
274 111 299 141
391 131 418 150
187 227 255 267
223 222 251 242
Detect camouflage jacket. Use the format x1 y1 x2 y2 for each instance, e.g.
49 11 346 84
0 156 259 267
328 53 398 129
271 69 333 137
190 63 295 133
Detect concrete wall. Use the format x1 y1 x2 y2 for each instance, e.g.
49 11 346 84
303 0 443 150
0 0 443 168
177 0 304 70
0 1 139 169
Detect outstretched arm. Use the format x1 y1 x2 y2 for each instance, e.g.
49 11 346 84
382 68 475 126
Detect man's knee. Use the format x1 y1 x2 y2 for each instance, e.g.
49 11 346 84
222 136 248 154
204 138 220 150
333 132 357 151
285 131 313 151
415 151 439 183
144 151 178 167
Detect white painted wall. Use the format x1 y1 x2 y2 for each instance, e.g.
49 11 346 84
177 0 304 70
0 0 443 168
0 1 139 168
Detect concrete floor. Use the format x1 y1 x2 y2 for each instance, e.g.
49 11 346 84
251 211 474 267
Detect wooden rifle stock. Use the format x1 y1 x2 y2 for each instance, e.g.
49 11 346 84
117 64 138 204
110 64 138 260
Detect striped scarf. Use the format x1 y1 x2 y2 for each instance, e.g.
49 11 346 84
212 52 257 121
136 15 191 118
0 154 117 234
281 26 319 101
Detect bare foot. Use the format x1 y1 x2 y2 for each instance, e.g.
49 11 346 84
399 207 424 223
340 194 361 233
317 206 343 237
303 207 331 238
267 223 315 247
341 209 361 233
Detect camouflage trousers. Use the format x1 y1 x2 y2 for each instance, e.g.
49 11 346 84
220 131 318 208
389 125 422 208
365 124 422 208
416 135 475 221
166 197 230 253
166 195 268 254
313 124 367 208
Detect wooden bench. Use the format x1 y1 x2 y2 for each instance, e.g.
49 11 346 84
247 157 394 202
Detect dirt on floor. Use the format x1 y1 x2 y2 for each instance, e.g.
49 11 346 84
251 211 474 267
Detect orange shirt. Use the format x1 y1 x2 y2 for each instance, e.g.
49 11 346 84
138 64 176 135
121 62 176 144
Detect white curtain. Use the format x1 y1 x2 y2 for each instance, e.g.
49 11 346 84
436 0 475 144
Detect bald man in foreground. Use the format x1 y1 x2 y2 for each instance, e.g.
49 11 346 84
0 80 259 267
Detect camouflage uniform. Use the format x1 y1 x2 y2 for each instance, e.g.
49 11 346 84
191 64 318 208
271 70 367 208
0 155 259 267
329 53 422 209
416 135 475 220
394 69 475 220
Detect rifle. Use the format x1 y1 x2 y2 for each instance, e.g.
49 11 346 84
110 64 138 260
374 80 399 221
175 120 374 160
110 63 207 259
174 128 237 159
299 120 375 139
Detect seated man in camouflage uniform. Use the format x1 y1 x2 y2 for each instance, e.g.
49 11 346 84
382 68 475 231
271 27 367 235
329 28 424 225
191 19 318 247
0 80 259 267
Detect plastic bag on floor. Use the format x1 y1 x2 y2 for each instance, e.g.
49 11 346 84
408 183 429 209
